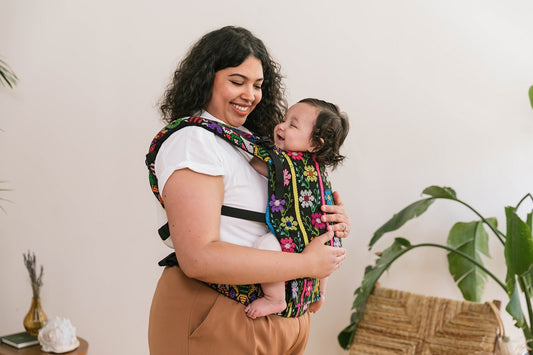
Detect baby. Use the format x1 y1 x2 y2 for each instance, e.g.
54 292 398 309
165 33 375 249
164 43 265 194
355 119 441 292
245 98 349 319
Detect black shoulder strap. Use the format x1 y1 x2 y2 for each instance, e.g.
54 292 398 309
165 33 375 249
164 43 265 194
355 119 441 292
146 116 274 242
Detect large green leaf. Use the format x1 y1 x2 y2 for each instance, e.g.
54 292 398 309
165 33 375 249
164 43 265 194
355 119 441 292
370 186 457 249
447 220 494 302
422 186 457 199
370 199 435 248
523 211 533 296
506 282 527 328
504 207 533 277
338 238 412 349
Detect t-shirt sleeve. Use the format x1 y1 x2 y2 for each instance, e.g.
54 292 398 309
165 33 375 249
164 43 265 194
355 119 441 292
154 126 225 195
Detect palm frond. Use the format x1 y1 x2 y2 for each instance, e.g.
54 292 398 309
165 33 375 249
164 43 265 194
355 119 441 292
0 58 18 88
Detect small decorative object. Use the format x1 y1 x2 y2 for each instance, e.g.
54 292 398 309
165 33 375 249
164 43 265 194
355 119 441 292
22 251 47 336
38 317 80 353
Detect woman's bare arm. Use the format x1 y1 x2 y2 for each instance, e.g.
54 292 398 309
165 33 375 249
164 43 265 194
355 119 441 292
162 168 345 285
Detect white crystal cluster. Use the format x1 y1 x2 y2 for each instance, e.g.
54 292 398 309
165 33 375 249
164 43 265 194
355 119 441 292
38 316 80 353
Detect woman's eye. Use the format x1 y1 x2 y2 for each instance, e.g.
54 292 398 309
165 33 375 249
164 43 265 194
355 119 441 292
230 81 244 86
254 85 262 89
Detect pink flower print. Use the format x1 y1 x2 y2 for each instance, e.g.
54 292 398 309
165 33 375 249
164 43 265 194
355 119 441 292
299 190 315 208
269 195 285 212
303 165 318 182
283 169 291 186
286 151 303 160
304 284 312 297
281 237 296 253
310 213 325 229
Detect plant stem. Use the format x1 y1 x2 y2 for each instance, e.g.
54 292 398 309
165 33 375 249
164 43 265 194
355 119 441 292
516 193 533 210
413 243 507 291
454 199 506 245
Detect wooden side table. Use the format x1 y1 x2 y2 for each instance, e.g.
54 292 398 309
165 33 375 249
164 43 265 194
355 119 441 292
0 338 88 355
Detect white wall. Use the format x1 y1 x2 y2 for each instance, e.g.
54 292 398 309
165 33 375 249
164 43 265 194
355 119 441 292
1 1 532 354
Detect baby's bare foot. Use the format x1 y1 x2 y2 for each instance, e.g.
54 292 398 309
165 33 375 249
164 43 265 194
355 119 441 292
245 297 286 319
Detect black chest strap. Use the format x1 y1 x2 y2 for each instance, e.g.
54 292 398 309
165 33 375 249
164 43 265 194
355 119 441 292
158 205 265 242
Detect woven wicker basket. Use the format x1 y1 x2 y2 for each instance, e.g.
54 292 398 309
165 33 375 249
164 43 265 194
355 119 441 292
349 287 511 355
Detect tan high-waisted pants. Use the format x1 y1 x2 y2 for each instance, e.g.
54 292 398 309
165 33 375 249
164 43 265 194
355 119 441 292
148 266 310 355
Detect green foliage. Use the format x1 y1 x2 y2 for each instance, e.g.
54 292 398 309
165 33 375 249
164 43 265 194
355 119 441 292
529 85 533 110
0 58 18 88
370 186 457 248
505 207 533 278
447 220 493 302
339 186 533 353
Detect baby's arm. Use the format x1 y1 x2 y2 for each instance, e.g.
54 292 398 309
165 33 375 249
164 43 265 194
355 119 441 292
250 156 268 177
309 277 328 313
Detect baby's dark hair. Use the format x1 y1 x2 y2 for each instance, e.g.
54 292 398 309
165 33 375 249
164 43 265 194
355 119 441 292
299 98 349 170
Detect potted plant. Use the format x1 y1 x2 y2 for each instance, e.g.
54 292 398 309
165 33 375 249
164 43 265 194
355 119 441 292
338 185 533 353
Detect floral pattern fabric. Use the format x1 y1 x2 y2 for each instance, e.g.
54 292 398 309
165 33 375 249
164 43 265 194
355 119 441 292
261 149 342 317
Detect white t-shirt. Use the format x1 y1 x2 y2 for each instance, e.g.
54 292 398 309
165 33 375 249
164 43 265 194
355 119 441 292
154 111 269 248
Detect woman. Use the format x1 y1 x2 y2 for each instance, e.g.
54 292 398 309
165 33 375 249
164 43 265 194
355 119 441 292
148 26 350 355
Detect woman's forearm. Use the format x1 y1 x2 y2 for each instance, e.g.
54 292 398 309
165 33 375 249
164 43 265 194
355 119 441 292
178 240 310 284
178 231 343 284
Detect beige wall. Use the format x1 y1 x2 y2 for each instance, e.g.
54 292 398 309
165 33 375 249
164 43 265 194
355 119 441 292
1 1 533 354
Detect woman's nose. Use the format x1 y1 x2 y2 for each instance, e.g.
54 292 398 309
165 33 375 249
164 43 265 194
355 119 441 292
241 85 255 102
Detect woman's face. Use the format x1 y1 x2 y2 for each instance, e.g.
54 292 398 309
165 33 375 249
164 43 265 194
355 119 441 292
205 56 263 127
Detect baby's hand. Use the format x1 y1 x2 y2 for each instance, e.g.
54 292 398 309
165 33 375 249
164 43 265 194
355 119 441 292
309 297 325 314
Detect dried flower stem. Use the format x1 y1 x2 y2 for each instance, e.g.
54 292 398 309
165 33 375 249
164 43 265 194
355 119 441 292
23 251 44 298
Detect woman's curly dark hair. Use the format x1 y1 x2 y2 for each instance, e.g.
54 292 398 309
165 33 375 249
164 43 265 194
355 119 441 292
159 26 286 137
299 98 350 170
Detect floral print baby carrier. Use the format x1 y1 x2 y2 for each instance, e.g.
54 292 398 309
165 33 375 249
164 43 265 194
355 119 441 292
265 149 341 317
146 116 341 318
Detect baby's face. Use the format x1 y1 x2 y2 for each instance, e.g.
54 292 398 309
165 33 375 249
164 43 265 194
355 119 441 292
273 102 319 152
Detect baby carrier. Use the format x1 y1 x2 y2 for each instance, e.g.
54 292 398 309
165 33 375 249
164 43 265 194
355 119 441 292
145 116 341 317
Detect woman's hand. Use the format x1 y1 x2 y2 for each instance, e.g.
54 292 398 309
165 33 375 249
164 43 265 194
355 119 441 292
321 190 351 238
303 231 346 279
